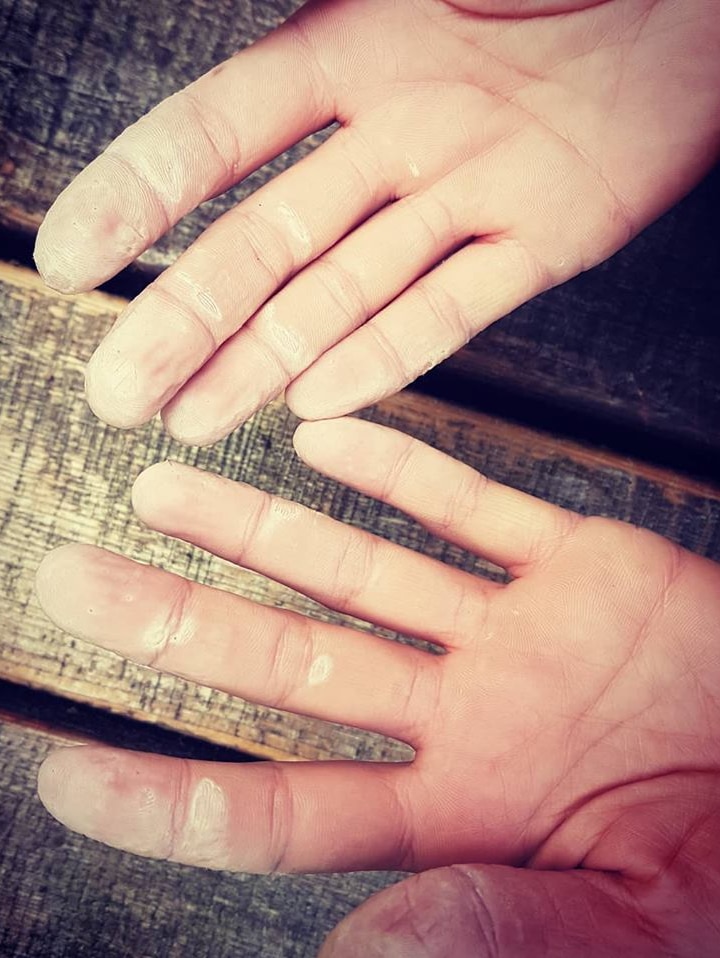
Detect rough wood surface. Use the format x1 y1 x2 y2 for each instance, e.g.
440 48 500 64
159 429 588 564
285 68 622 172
2 263 719 763
1 0 718 459
0 716 403 958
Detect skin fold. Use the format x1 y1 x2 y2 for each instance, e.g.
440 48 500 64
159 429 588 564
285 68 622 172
33 0 720 442
35 417 720 956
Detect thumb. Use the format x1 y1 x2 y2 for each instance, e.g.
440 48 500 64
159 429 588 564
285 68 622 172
318 863 662 958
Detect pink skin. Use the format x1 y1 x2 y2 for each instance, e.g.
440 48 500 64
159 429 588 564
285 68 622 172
36 417 720 955
34 0 720 442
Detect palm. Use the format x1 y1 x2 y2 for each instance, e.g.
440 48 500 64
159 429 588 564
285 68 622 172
34 0 720 442
415 519 720 870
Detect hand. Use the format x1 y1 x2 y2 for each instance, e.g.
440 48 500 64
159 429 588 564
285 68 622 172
36 416 720 955
34 0 720 444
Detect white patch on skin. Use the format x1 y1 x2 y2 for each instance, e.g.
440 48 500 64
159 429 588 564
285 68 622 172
255 301 306 362
178 777 230 867
277 201 312 256
175 269 222 324
142 607 195 656
406 154 421 179
308 653 333 687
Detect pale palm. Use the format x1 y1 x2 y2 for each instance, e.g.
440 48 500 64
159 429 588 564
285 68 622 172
34 0 720 442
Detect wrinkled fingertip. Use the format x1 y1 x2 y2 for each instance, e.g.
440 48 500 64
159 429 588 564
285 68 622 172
33 224 81 295
83 352 155 430
161 401 234 448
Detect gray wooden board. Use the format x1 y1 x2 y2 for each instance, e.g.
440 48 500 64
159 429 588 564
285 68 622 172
0 718 404 958
0 0 718 459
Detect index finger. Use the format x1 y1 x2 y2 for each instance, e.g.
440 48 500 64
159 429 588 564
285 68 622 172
33 15 333 294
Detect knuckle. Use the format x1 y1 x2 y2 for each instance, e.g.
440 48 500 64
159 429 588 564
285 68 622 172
279 15 333 122
379 436 416 503
265 614 315 711
438 464 487 536
399 656 442 745
237 207 296 285
177 86 243 188
314 256 370 326
104 146 172 239
446 576 489 643
447 866 501 958
165 758 193 862
414 279 471 348
336 125 388 201
146 577 194 671
331 531 373 607
232 491 273 568
152 279 220 349
242 322 296 382
408 190 456 248
265 763 295 873
368 322 409 383
524 507 582 570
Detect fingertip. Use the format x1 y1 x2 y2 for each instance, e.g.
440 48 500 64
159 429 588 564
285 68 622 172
161 400 234 448
286 346 391 421
34 213 86 295
292 417 355 463
35 543 98 612
131 460 178 518
131 459 216 532
291 418 330 460
37 746 175 859
84 350 154 430
284 362 350 421
33 248 80 296
37 747 83 823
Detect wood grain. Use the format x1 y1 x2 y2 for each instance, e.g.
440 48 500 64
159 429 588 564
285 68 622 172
0 715 403 958
2 263 719 762
1 0 718 458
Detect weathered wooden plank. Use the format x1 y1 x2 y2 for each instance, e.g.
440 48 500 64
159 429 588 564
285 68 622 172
0 677 263 761
0 716 403 958
1 263 719 762
1 0 718 458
